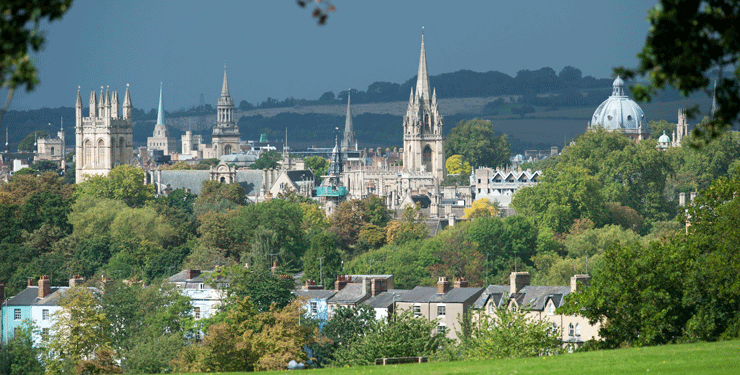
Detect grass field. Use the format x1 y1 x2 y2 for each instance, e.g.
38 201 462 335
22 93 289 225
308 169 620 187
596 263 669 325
172 339 740 375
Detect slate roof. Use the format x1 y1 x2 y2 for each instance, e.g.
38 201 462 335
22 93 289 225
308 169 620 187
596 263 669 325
4 286 98 307
286 170 315 184
159 169 263 196
294 289 336 300
168 270 214 283
512 285 571 311
328 284 367 305
363 289 409 309
473 285 510 309
396 286 484 304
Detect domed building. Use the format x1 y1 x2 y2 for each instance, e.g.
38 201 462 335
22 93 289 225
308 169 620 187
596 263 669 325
589 76 649 140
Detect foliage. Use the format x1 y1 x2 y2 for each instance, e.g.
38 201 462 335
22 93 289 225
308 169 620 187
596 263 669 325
250 150 281 170
43 286 116 375
212 265 295 313
385 204 428 246
196 179 248 208
0 171 73 205
74 165 154 208
308 305 376 365
31 159 61 173
464 198 498 219
302 231 342 289
192 158 219 170
446 154 472 177
345 241 436 289
445 119 510 168
648 119 677 139
18 130 47 152
329 199 368 252
332 309 448 367
0 320 44 375
616 0 740 143
460 308 563 360
304 155 329 182
425 225 484 286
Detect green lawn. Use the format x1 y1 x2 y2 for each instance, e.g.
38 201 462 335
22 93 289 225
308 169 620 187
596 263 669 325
172 339 740 375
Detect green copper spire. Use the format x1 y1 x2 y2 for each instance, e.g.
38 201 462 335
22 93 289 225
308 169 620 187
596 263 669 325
156 82 165 125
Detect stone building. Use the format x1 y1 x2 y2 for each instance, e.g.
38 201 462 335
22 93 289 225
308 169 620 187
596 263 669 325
210 67 240 158
589 76 649 140
35 118 66 167
75 85 134 182
147 83 177 155
341 92 357 152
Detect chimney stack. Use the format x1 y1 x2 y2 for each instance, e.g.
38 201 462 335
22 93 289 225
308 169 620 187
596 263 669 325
690 191 697 202
679 192 686 206
38 275 51 299
303 279 324 290
371 278 389 297
453 277 468 288
570 274 591 293
69 275 85 287
509 272 530 295
335 275 349 291
27 278 35 287
186 269 201 280
0 283 5 304
437 277 451 294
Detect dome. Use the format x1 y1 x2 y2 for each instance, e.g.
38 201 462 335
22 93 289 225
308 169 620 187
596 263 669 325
658 131 671 143
591 76 646 133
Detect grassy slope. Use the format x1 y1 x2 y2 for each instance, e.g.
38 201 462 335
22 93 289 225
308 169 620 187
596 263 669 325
181 339 740 375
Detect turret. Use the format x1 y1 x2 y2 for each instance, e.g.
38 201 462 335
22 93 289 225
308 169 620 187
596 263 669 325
76 87 83 121
105 88 111 118
89 91 97 118
111 91 119 118
123 84 132 120
98 88 105 117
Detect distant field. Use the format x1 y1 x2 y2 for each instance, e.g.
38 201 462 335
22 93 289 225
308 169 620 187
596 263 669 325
166 339 740 375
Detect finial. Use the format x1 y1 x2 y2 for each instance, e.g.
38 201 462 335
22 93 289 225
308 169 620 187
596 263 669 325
78 85 80 89
126 83 129 87
422 26 424 35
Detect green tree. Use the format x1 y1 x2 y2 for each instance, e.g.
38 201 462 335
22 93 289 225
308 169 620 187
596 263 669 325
30 159 60 173
304 155 329 182
19 131 48 152
302 231 342 289
345 241 436 289
648 119 677 139
192 158 220 170
445 118 510 168
44 286 116 374
213 265 295 312
461 307 563 360
308 305 375 365
74 165 154 208
446 154 472 176
617 0 740 142
0 320 44 375
250 150 281 170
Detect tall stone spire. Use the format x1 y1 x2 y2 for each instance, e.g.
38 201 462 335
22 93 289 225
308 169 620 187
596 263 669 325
157 82 165 125
89 91 97 118
341 90 356 151
123 84 132 119
76 87 83 120
711 79 718 120
221 65 230 97
415 28 431 104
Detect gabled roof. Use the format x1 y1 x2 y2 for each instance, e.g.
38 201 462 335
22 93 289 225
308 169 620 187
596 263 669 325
363 289 409 309
4 286 99 307
285 170 315 184
396 286 484 304
294 289 336 300
168 270 214 283
328 284 367 305
473 285 509 309
511 285 571 311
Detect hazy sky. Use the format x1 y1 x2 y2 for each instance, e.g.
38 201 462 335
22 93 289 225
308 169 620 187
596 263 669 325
8 0 659 111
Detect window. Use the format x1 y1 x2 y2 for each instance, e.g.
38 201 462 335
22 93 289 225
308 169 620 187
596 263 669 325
488 302 495 315
575 323 581 337
437 305 446 316
413 305 421 316
568 323 575 337
42 309 49 320
310 301 318 315
547 303 555 316
14 308 21 320
438 325 446 334
194 307 201 319
198 283 204 290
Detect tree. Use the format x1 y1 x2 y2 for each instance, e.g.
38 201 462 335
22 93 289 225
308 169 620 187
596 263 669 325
330 199 368 251
213 265 295 312
250 150 281 170
304 155 328 182
239 100 254 111
74 165 154 208
30 159 60 173
446 154 472 176
17 131 47 152
302 231 342 289
385 204 428 246
0 320 44 375
461 307 563 360
648 119 677 139
464 198 498 219
193 158 220 170
445 119 510 168
307 305 375 365
617 1 740 143
44 286 116 374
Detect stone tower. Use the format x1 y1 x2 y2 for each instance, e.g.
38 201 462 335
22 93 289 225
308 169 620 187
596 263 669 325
341 91 357 151
212 66 240 157
402 31 445 181
75 85 134 182
147 83 176 155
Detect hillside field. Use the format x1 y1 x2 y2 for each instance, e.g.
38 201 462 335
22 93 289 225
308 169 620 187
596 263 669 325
169 339 740 375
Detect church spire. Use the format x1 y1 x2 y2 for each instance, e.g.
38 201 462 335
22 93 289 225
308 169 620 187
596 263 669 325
221 65 230 98
157 82 165 125
711 79 718 120
341 90 356 151
415 28 431 104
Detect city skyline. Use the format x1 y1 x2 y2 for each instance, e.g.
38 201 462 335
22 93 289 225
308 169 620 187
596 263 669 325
5 0 658 111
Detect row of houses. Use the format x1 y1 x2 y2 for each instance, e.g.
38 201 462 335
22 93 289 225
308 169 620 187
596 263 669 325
1 271 599 347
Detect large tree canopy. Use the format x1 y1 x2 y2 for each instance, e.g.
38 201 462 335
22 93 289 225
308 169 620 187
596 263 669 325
445 119 510 168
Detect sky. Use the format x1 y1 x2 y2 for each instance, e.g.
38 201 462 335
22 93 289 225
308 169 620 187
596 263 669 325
7 0 659 111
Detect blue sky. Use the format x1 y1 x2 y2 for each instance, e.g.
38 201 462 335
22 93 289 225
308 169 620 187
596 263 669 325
8 0 659 111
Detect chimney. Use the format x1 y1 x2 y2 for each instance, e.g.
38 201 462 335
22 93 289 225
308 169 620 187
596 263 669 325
27 278 35 287
570 274 591 293
38 275 51 299
453 277 468 288
448 213 456 227
509 272 530 295
303 279 323 290
186 269 200 280
69 275 85 287
371 278 388 297
437 277 451 294
690 191 697 202
335 275 349 291
679 192 686 206
0 283 5 304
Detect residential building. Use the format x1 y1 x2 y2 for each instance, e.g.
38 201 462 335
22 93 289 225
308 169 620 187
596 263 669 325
327 275 393 316
363 289 409 321
394 277 484 340
294 280 336 327
168 269 227 320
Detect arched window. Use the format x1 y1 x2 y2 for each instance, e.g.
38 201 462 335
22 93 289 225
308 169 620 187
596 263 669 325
568 323 575 337
84 140 92 167
548 302 555 315
224 144 232 155
220 177 225 183
97 139 105 166
575 323 581 336
422 145 432 172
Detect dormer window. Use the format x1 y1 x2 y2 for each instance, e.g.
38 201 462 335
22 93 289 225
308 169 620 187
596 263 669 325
548 303 555 316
